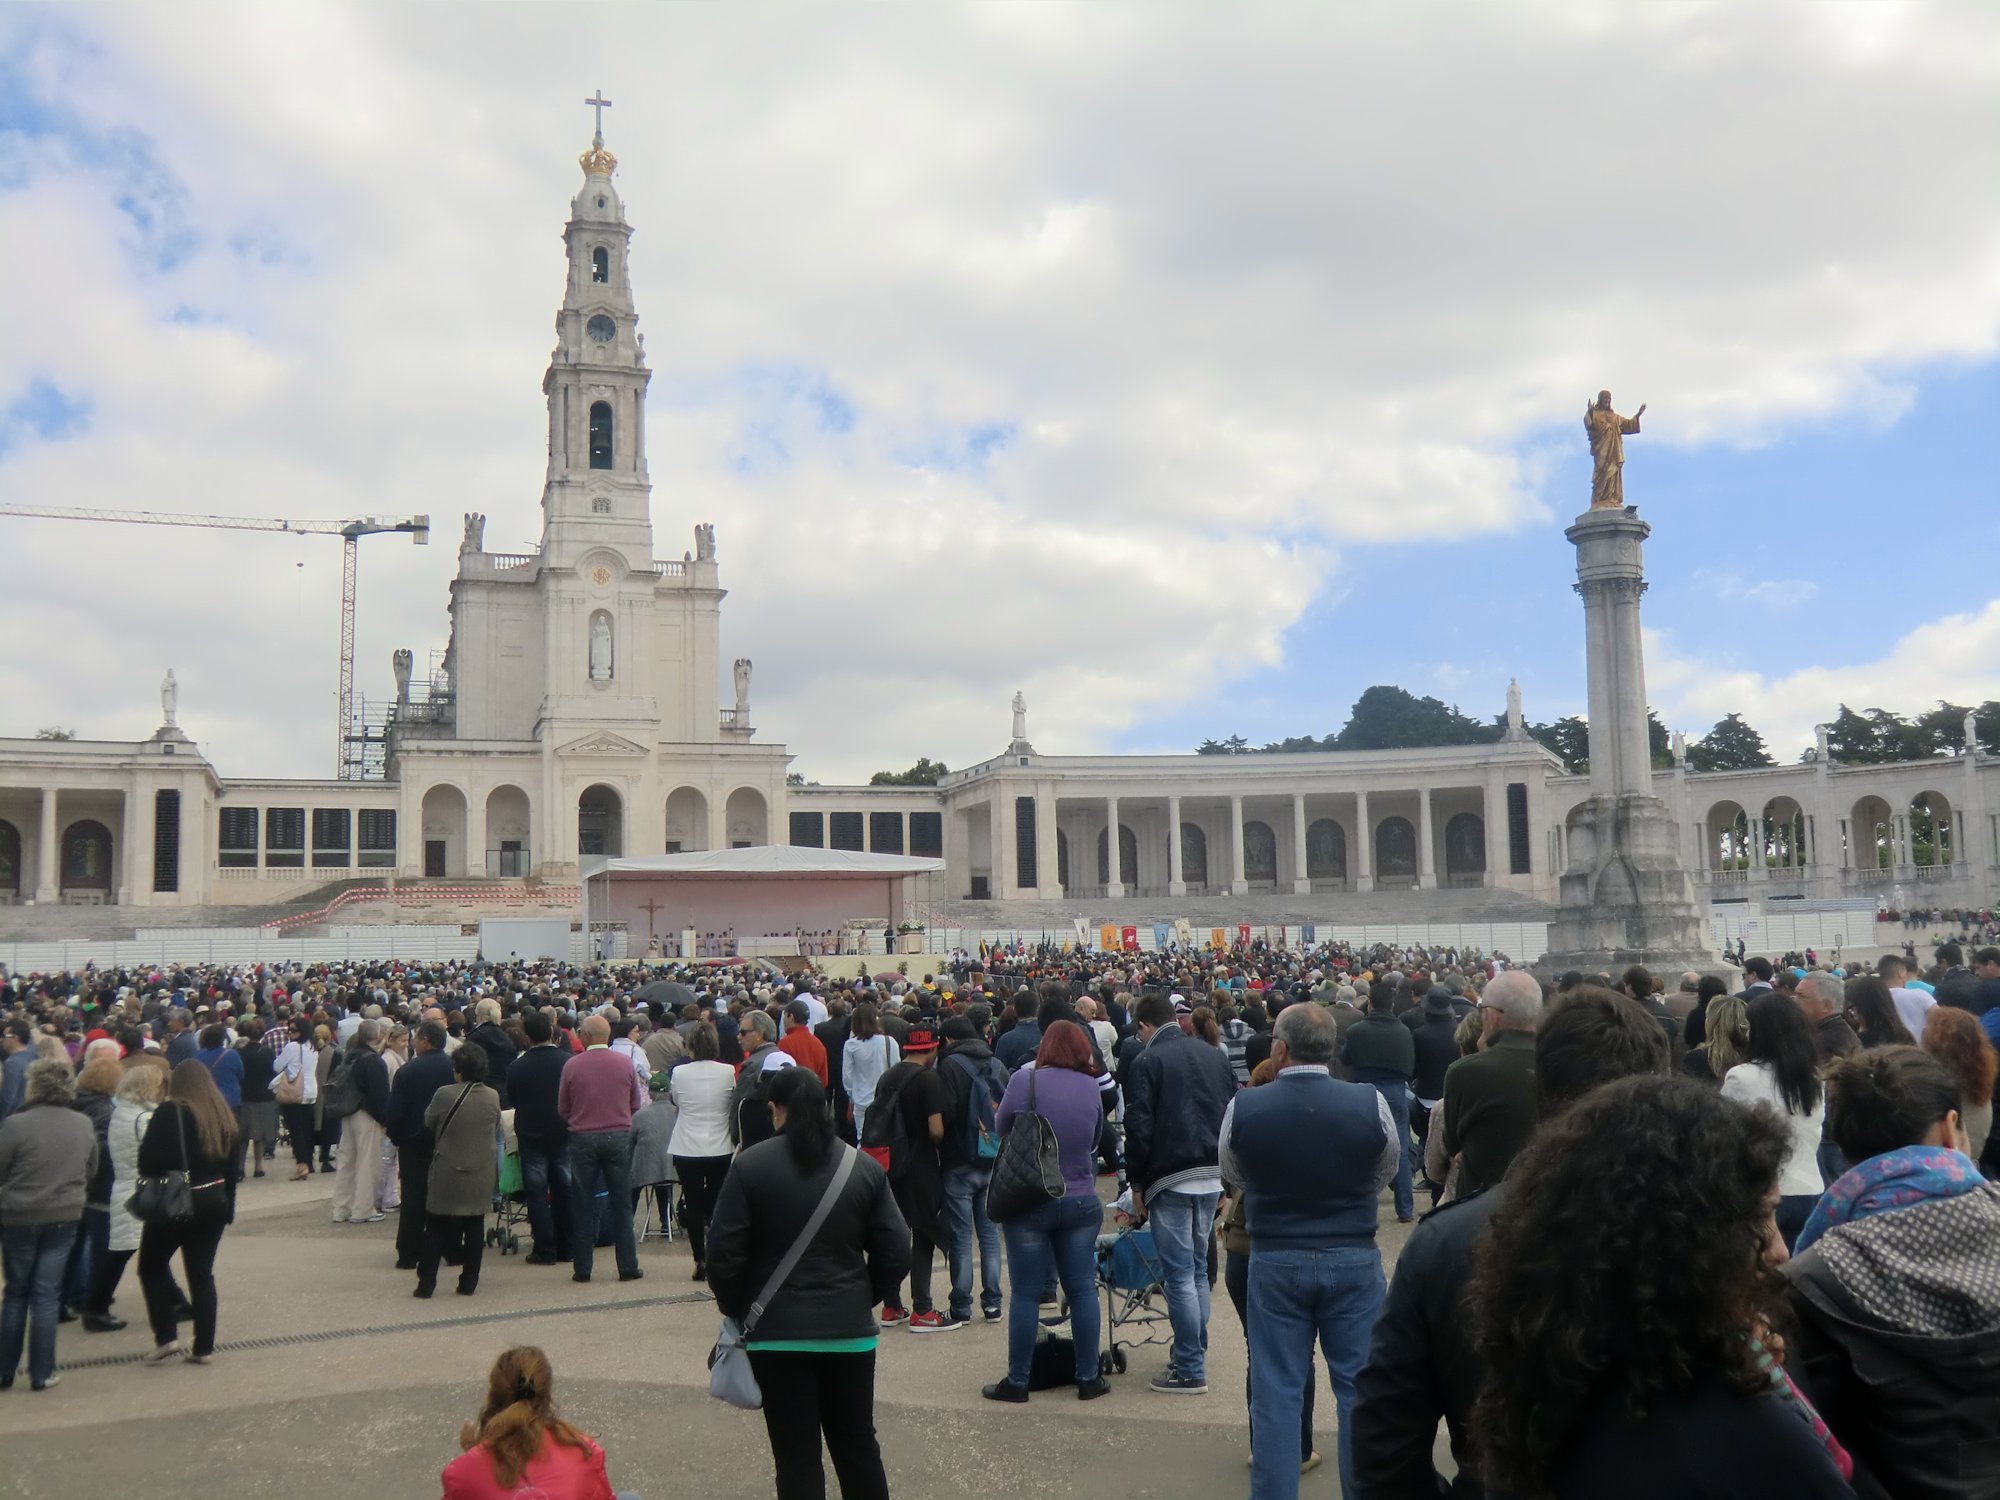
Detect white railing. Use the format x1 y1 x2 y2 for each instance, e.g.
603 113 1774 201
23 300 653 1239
483 552 537 570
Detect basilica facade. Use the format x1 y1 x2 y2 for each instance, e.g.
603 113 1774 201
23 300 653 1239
0 138 1995 919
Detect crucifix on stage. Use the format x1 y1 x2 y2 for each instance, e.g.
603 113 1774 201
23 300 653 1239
637 895 665 938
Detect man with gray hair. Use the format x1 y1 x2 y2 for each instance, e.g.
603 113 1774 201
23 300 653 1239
1438 970 1542 1201
1794 971 1859 1063
1220 1000 1399 1498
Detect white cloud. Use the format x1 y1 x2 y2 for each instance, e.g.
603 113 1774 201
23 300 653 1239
1647 602 2000 758
0 3 1996 782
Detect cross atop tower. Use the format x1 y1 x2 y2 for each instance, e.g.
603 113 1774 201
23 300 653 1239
584 90 613 142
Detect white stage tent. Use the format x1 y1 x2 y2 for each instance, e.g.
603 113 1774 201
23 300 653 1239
579 846 946 956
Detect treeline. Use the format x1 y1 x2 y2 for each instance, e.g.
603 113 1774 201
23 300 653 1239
1196 686 2000 776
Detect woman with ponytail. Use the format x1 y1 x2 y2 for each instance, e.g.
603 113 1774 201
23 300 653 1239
441 1346 617 1499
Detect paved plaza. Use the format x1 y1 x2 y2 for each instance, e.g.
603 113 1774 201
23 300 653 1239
0 1175 1425 1499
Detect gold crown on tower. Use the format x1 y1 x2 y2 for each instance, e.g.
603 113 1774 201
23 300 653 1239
580 138 617 177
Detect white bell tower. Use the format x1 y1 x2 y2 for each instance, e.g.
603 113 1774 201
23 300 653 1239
538 95 655 571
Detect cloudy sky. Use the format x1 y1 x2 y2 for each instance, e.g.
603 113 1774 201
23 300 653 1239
1 2 1996 785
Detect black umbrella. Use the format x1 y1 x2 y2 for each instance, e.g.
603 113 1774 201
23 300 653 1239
634 979 696 1012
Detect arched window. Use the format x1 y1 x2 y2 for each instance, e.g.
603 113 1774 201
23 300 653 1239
61 820 113 891
591 246 609 284
1376 817 1417 879
1180 823 1208 888
588 400 613 470
1242 821 1277 883
1306 819 1346 880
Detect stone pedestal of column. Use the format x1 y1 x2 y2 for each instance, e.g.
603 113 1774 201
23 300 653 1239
1542 507 1720 975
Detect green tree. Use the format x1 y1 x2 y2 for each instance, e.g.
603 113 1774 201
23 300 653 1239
33 726 75 740
785 771 806 786
1648 710 1674 770
1685 712 1774 772
868 756 948 786
1527 716 1590 774
1196 735 1252 755
1331 685 1501 752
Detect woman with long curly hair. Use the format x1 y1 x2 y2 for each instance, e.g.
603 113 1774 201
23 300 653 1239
1921 1005 1995 1160
442 1345 615 1499
1468 1075 1853 1499
1844 976 1914 1050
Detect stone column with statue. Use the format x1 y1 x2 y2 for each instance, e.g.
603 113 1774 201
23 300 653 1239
1542 395 1717 974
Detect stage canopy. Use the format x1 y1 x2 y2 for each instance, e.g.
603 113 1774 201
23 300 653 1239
580 846 946 956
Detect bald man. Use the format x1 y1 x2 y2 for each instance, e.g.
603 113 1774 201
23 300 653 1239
556 1014 646 1283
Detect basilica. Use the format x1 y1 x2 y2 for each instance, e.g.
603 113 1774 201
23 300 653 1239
0 133 1994 922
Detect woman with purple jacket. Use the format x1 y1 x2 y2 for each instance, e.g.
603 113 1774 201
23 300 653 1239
980 1020 1108 1404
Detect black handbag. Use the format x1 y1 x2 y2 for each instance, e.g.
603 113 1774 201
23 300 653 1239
126 1105 195 1225
984 1069 1066 1222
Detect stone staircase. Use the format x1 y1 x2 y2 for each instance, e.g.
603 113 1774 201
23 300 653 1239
0 901 304 943
927 888 1556 929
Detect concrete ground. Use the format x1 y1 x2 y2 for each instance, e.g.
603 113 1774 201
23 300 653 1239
0 1171 1438 1500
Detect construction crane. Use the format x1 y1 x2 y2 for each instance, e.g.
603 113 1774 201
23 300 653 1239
0 504 429 779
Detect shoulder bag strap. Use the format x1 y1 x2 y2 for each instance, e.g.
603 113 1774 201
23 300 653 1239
741 1144 859 1338
173 1102 191 1173
434 1083 475 1146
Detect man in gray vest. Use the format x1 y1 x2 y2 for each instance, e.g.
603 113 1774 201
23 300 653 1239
1222 1003 1398 1500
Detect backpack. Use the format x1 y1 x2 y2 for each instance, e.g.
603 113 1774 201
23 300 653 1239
858 1070 914 1179
944 1051 1009 1167
321 1048 363 1121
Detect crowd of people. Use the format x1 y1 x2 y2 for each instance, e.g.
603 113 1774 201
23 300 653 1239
2 934 1997 1497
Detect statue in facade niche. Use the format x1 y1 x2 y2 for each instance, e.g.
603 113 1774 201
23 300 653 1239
588 614 613 681
392 649 413 703
461 513 486 553
734 658 752 715
1584 391 1646 510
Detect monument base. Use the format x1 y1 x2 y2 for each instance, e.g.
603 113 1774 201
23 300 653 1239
1538 792 1720 975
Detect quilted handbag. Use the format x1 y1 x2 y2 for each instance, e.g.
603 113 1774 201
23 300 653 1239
984 1069 1065 1222
126 1105 195 1225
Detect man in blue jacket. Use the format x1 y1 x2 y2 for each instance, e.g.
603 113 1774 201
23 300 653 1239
1123 990 1237 1396
1223 1001 1398 1500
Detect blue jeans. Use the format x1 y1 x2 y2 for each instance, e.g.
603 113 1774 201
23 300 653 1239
1148 1187 1220 1381
62 1206 108 1313
1002 1193 1102 1388
1 1221 79 1388
1247 1245 1384 1500
568 1130 638 1279
1370 1080 1414 1220
943 1164 1003 1321
519 1138 573 1259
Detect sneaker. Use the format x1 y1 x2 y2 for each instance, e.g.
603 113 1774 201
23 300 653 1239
31 1375 59 1391
143 1343 183 1365
1076 1375 1111 1401
1149 1372 1207 1396
878 1305 910 1327
363 1212 386 1224
908 1310 965 1333
982 1307 1003 1324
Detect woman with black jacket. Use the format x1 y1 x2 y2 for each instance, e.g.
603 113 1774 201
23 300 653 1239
705 1070 909 1500
138 1060 240 1366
